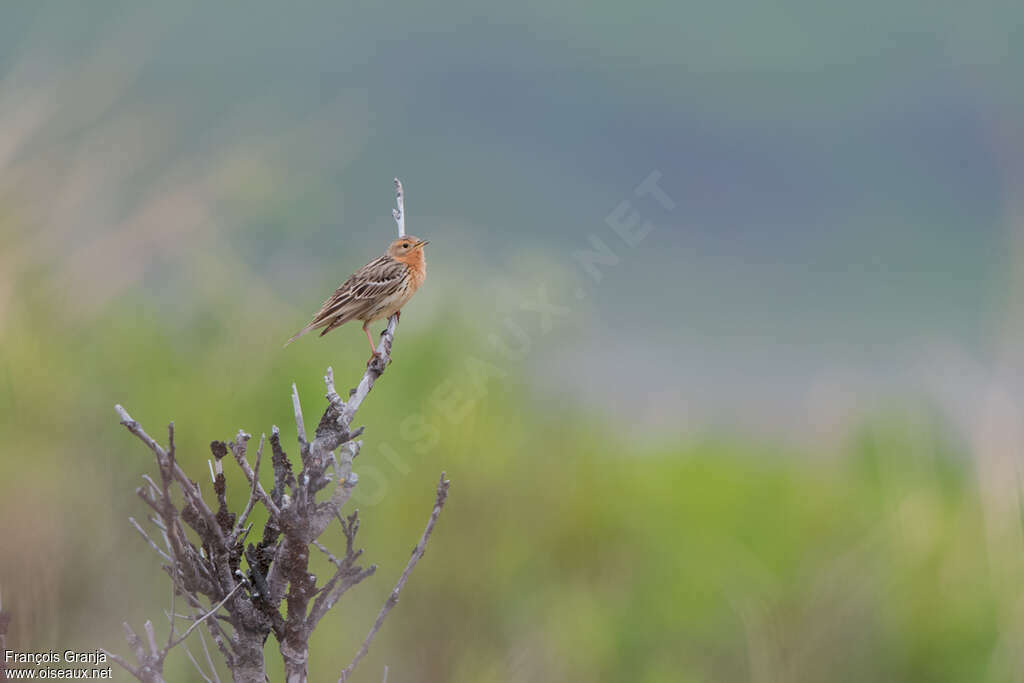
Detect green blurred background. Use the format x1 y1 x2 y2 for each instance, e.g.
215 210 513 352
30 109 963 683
3 1 1024 681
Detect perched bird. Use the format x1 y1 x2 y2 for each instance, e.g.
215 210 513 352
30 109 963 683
286 236 429 358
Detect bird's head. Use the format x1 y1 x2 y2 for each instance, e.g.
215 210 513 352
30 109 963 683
388 236 429 264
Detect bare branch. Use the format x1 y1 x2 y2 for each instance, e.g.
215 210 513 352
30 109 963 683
342 315 399 426
144 621 160 662
129 517 173 563
197 628 222 683
233 433 265 540
313 540 341 567
309 564 376 630
230 431 281 519
116 405 226 548
392 177 405 237
166 582 176 651
102 649 141 680
183 594 235 666
338 474 451 682
325 367 342 410
182 644 216 683
106 621 164 683
140 474 163 502
269 425 296 505
115 404 169 460
292 382 309 453
168 582 244 650
110 582 242 683
308 511 371 628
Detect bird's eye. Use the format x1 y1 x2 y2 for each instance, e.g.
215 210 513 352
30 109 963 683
402 243 410 248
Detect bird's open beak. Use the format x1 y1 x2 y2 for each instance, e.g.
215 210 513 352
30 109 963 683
415 239 430 247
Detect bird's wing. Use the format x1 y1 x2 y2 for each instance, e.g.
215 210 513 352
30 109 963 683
285 256 407 345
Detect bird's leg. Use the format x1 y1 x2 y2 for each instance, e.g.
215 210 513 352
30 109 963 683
363 321 380 362
395 310 401 322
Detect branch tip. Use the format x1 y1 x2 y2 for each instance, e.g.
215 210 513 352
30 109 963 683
393 177 406 237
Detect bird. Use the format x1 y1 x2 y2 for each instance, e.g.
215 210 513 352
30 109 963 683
285 236 429 359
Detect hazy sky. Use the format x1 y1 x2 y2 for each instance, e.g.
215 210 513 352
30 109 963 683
3 0 1023 440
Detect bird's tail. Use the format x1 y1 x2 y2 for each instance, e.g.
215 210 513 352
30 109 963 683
283 325 313 347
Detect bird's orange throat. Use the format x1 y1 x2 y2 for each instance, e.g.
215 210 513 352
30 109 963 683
397 251 427 288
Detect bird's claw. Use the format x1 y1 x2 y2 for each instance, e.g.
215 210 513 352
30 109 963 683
367 351 387 370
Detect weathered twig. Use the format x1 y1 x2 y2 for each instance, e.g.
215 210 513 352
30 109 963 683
183 644 216 683
338 474 451 682
308 511 374 628
168 582 244 650
313 539 342 567
343 314 399 426
392 178 405 237
103 621 165 683
105 649 142 680
116 406 227 548
129 517 173 563
230 431 280 519
106 580 243 682
292 383 309 454
197 628 222 683
232 433 265 540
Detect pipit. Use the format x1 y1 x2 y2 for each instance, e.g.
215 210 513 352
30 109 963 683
286 236 428 359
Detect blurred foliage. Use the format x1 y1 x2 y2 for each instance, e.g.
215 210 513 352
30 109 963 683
0 284 1012 682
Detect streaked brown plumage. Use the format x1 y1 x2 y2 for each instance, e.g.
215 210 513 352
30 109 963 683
286 236 428 356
